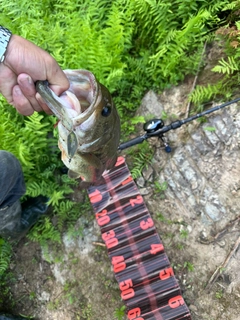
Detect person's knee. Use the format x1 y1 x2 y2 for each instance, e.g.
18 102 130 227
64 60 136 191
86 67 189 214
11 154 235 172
0 151 22 177
0 151 26 208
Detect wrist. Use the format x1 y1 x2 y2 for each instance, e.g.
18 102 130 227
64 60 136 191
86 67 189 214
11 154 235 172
0 26 12 62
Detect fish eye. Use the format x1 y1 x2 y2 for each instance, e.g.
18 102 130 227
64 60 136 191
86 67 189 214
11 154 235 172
101 104 112 117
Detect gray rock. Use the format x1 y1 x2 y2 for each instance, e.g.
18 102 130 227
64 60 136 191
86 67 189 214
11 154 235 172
139 187 152 196
136 176 145 188
142 165 154 182
38 290 50 302
151 88 240 225
137 90 164 118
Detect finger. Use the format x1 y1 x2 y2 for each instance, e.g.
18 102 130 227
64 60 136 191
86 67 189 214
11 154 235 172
0 65 17 105
17 73 43 112
12 85 34 116
45 57 70 95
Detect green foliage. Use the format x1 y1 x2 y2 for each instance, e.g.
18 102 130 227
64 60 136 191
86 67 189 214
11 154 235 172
0 98 85 244
190 3 240 104
0 0 234 122
27 217 61 245
183 261 194 272
180 228 189 239
121 115 145 138
213 20 240 81
114 305 126 320
153 181 168 200
215 289 224 299
189 82 226 104
0 101 58 183
212 56 239 74
0 271 15 309
204 126 216 132
0 238 12 275
127 141 154 179
154 181 168 193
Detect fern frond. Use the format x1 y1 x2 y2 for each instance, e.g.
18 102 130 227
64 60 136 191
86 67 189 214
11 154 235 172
212 56 239 74
129 141 154 179
27 217 61 245
188 82 225 104
222 1 240 11
0 239 12 275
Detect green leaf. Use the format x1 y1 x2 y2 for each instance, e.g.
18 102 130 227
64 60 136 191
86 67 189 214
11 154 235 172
204 126 216 131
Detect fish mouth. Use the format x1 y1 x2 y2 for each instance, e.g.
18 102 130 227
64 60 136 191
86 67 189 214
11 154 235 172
65 70 99 124
36 70 100 130
64 69 102 128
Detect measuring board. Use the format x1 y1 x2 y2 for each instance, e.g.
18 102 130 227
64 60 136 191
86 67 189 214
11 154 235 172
87 156 191 320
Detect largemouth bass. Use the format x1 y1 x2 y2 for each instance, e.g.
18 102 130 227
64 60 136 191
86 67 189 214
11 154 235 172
36 69 120 187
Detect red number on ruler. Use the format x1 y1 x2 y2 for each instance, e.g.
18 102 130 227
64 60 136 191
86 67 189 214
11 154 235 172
97 215 110 226
105 237 118 249
140 218 154 230
150 243 164 254
130 195 143 207
120 278 135 300
119 279 133 291
112 256 124 264
113 262 126 273
96 210 110 226
112 256 126 273
121 288 135 300
115 156 125 167
127 308 141 320
159 267 174 280
168 295 185 309
96 209 107 219
89 189 102 203
122 176 133 186
102 230 115 241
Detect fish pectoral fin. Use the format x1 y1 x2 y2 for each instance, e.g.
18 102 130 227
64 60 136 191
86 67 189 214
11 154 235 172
67 131 78 158
68 170 81 179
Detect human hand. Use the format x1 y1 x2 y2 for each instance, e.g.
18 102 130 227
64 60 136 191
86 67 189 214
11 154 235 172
0 34 69 115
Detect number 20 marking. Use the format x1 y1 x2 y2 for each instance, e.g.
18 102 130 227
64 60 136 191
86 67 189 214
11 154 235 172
96 210 110 226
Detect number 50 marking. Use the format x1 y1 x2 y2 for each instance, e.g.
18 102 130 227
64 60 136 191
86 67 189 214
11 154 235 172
119 279 135 300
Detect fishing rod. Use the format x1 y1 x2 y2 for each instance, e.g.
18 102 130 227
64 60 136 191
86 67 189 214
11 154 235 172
118 97 240 152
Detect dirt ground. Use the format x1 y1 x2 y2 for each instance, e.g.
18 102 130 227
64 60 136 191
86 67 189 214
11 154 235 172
1 43 240 320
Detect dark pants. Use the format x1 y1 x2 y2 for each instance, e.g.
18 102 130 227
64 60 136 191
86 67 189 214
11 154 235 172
0 151 26 239
0 150 26 209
